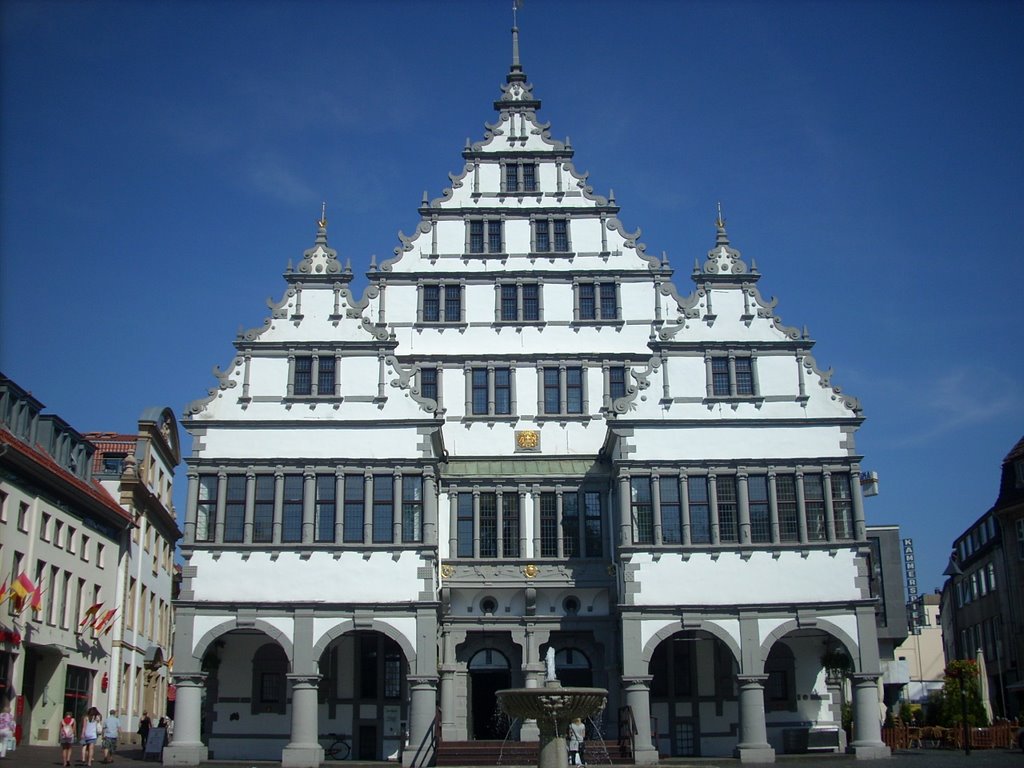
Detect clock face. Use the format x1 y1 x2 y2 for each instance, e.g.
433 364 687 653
515 430 539 450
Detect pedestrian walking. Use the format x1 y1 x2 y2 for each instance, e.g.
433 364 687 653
59 711 76 766
136 711 151 750
568 717 586 766
81 707 102 767
101 709 121 764
0 705 14 759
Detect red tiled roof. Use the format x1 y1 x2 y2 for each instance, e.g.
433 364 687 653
83 432 137 474
0 428 131 524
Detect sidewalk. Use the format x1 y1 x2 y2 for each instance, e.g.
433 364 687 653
5 745 1024 767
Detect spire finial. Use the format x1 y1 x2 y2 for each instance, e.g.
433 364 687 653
716 201 725 229
319 202 327 230
511 1 522 72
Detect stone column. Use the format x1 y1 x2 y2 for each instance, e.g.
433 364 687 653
734 675 774 763
849 673 890 759
161 673 208 765
622 677 658 764
403 677 438 768
282 673 324 767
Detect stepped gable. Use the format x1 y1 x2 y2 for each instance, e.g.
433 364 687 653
377 23 657 275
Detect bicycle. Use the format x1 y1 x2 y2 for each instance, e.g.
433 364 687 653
323 733 351 760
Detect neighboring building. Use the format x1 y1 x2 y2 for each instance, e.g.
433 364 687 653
895 593 945 704
865 525 911 714
940 435 1024 720
86 408 182 738
0 374 130 745
170 28 893 767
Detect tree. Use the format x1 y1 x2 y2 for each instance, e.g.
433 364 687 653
939 660 989 728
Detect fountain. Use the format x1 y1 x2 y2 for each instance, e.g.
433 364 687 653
496 648 608 768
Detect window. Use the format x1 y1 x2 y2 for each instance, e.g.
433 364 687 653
541 365 585 416
503 493 521 558
372 475 393 543
294 356 312 396
576 282 619 321
344 475 364 543
196 475 217 542
534 217 570 253
469 366 513 417
80 534 90 562
402 477 423 543
17 501 29 532
498 282 541 322
503 161 537 193
661 478 682 544
315 475 336 543
253 476 275 543
765 644 796 711
689 477 711 544
716 476 738 543
223 475 246 543
468 219 503 255
420 283 463 323
251 643 288 714
457 493 474 557
419 366 440 405
562 493 579 557
480 493 497 557
776 475 799 542
803 474 826 541
608 366 627 404
707 354 758 398
583 491 602 557
40 512 51 542
540 493 558 557
631 478 654 545
748 476 771 543
831 473 854 539
281 474 303 543
291 354 337 397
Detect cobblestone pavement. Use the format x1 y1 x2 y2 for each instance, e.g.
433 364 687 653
6 745 1024 768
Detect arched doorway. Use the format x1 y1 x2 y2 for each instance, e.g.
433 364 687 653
555 648 593 687
318 630 409 760
468 648 511 740
648 630 738 757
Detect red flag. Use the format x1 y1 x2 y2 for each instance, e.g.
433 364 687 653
80 602 103 627
0 579 7 605
93 609 117 632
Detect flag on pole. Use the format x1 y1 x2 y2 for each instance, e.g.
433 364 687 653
80 602 103 627
11 572 35 601
30 583 43 613
93 609 117 633
0 579 7 605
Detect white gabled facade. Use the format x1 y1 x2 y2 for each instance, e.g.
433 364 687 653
170 28 890 767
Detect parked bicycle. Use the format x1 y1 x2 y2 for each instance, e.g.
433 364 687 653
323 733 351 760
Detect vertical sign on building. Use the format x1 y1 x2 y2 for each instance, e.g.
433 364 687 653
903 537 920 634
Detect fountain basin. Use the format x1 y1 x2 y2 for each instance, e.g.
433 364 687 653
496 685 607 730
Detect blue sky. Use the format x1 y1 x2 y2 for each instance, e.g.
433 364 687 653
1 0 1021 594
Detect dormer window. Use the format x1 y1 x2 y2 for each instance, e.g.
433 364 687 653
502 161 538 193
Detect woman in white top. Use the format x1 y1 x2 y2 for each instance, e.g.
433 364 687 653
81 707 102 768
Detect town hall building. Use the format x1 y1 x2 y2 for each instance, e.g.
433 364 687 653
167 25 892 767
